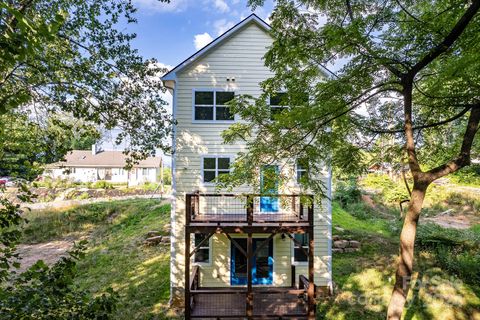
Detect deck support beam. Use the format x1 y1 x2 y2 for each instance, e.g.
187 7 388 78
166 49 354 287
307 201 315 319
185 229 191 319
246 233 253 319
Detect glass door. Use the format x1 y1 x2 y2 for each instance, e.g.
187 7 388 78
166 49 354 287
231 238 273 285
260 165 279 213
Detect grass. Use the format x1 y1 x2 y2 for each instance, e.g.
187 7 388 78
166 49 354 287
19 192 480 319
22 199 175 320
319 200 480 320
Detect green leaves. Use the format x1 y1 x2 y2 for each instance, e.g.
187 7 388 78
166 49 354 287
222 0 480 194
0 1 172 161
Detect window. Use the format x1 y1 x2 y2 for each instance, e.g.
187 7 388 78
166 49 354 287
269 92 287 120
296 160 308 183
142 168 148 176
194 90 235 121
194 234 210 263
293 234 309 263
203 157 231 183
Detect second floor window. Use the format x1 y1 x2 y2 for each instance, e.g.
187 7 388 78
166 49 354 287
194 90 234 121
203 157 231 183
269 92 287 120
296 160 308 183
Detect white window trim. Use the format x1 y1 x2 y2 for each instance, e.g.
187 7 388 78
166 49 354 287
193 234 213 266
269 92 288 120
192 88 236 123
291 234 309 265
201 155 234 186
295 161 307 185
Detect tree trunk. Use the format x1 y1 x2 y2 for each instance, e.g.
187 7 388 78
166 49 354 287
386 182 428 319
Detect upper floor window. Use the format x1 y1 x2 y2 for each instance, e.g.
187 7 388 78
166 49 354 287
269 92 287 120
203 156 231 183
194 90 234 121
296 160 308 183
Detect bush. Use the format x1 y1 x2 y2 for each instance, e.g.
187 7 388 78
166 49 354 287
77 192 90 200
0 242 118 319
449 165 480 186
92 180 113 189
417 223 480 285
334 178 362 208
141 181 158 191
360 174 410 204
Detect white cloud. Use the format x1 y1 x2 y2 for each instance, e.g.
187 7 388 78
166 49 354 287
133 0 189 13
213 19 235 35
194 32 214 50
212 0 229 12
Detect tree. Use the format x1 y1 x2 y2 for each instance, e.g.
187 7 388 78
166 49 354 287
0 1 171 317
0 0 172 163
223 1 480 318
0 112 99 179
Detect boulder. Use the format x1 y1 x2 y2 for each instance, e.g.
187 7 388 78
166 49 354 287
349 240 361 248
146 230 161 238
333 240 348 249
332 248 344 253
161 236 171 244
145 236 163 245
344 248 360 253
332 235 341 241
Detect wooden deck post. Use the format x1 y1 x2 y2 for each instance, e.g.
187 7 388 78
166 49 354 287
246 232 253 319
247 195 253 225
185 229 191 319
307 198 315 319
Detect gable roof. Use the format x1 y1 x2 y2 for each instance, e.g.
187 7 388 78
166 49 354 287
47 150 161 168
161 14 271 82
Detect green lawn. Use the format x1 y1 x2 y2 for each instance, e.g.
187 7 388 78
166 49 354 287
22 199 175 320
21 198 480 320
320 202 480 320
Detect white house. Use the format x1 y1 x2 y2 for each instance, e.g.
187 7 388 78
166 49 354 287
161 14 332 319
44 145 162 186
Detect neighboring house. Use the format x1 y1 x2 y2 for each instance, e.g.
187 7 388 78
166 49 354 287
44 145 162 186
161 14 332 319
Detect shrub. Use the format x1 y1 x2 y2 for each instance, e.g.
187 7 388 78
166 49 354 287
92 180 113 189
334 178 362 208
0 242 118 319
360 173 410 204
141 181 158 191
417 223 480 285
77 192 90 200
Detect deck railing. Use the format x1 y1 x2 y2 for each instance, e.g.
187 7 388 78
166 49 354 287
186 193 314 225
188 266 311 318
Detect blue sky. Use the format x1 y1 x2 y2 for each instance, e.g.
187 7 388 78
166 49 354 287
128 0 274 68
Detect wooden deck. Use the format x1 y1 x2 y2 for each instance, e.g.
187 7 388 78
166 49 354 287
190 290 308 318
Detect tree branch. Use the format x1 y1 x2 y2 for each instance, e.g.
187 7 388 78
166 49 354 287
426 107 480 181
408 0 480 78
368 106 473 133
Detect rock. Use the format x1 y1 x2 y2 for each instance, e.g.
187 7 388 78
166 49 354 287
344 248 360 253
161 236 171 244
334 227 345 232
146 230 161 238
332 235 341 241
349 240 361 248
333 240 348 249
332 248 344 253
145 236 163 245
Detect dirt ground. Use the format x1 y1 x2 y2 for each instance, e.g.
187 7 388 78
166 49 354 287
15 240 74 273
